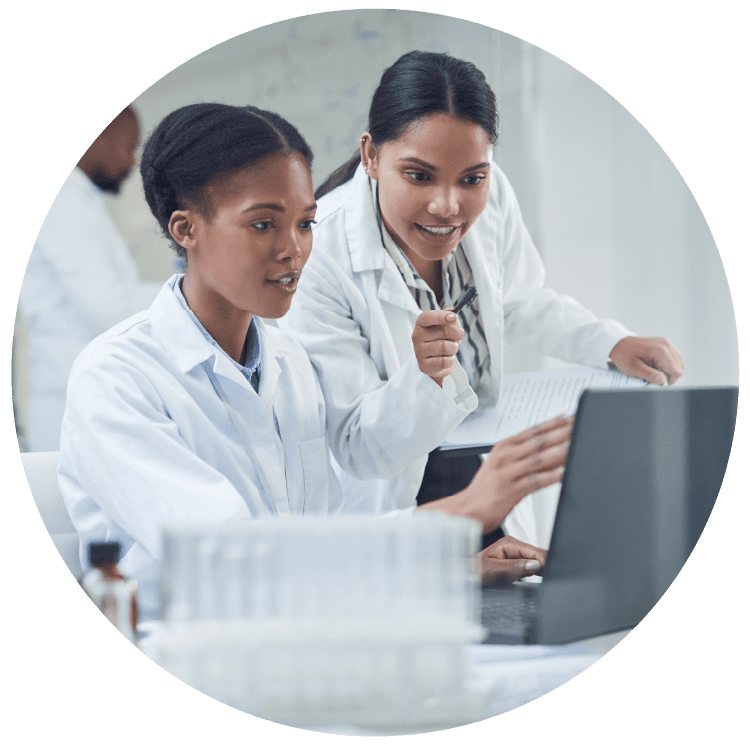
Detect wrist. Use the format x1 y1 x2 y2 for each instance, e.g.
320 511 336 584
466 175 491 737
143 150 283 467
416 487 504 535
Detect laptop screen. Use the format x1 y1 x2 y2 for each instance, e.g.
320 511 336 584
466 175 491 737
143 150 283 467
533 386 738 645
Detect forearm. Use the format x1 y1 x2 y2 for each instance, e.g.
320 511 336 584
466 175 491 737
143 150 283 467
504 288 634 367
326 354 475 480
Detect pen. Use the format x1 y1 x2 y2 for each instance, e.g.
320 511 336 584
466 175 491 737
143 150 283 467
450 286 478 315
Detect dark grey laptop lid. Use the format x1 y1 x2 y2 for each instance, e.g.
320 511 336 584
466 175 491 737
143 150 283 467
532 385 738 645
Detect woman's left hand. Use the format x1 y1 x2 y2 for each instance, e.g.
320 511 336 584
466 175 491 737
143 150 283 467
479 536 548 586
609 336 685 386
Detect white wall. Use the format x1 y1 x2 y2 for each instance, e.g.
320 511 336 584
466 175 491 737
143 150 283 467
529 49 737 387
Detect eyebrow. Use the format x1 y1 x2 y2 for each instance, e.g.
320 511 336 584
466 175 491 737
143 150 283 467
243 202 317 213
397 157 491 175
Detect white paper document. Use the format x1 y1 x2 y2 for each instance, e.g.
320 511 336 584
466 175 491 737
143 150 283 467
440 366 648 452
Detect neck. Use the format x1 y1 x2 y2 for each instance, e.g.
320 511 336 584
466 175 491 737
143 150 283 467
181 273 252 364
381 218 443 302
399 241 443 302
414 257 443 303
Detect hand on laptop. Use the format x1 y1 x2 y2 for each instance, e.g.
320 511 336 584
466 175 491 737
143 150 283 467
417 415 573 535
479 535 547 586
608 336 685 386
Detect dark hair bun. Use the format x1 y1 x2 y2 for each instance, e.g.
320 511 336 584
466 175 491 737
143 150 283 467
140 103 313 259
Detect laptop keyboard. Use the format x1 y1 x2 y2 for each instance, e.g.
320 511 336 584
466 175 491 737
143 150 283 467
481 590 537 630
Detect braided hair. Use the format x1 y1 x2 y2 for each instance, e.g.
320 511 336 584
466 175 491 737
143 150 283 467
315 51 498 200
140 103 314 259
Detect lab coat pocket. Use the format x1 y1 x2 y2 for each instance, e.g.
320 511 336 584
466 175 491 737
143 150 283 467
298 436 330 515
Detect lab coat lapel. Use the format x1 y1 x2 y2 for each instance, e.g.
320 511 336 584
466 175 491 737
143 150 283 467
376 259 421 315
344 166 419 317
253 322 289 511
215 340 288 514
261 331 306 514
461 193 505 397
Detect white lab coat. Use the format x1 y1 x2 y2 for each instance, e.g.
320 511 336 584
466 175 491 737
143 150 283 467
19 167 161 451
279 163 633 545
59 276 344 620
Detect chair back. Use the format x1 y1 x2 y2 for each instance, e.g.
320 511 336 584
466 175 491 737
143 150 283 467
22 451 82 578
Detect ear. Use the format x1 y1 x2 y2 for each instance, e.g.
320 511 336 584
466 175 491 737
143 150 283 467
359 132 379 180
168 210 200 253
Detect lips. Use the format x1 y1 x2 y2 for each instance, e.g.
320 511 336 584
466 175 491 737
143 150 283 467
416 224 459 236
268 271 301 283
268 271 301 292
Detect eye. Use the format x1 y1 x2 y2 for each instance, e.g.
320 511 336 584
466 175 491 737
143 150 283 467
462 174 486 186
299 219 317 231
251 221 273 231
406 171 430 182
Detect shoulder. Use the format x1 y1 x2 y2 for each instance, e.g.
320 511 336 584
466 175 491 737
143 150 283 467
68 312 163 385
466 162 524 243
488 161 522 217
51 168 101 214
37 169 99 238
315 177 351 221
312 181 350 249
306 182 356 278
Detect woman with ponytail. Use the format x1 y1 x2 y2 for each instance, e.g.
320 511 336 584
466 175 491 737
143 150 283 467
279 51 684 547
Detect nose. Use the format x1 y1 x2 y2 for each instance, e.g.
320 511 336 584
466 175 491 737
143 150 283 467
427 185 460 219
278 224 308 263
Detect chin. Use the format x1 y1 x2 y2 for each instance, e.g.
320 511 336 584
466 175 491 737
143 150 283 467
259 301 293 320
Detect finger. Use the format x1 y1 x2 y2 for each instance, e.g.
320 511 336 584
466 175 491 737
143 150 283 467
421 360 455 378
481 558 543 587
630 358 669 386
415 339 460 359
487 537 548 564
512 442 570 481
414 320 465 343
491 420 573 465
415 309 458 329
417 347 457 374
651 344 685 384
507 465 565 502
507 415 575 446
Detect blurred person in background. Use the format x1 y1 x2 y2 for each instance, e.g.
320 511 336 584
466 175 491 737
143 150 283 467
18 106 161 451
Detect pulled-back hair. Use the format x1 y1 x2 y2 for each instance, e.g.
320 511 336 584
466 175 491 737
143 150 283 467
141 103 314 259
315 51 498 200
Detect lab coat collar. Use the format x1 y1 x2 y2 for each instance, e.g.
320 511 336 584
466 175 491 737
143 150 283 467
344 166 418 315
345 165 387 273
254 321 283 410
150 277 214 374
459 169 506 395
149 276 287 393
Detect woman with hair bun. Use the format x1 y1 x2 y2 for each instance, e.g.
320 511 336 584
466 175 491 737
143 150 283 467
279 51 684 547
58 102 568 621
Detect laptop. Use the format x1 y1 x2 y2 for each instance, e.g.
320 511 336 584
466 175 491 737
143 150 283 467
480 385 739 645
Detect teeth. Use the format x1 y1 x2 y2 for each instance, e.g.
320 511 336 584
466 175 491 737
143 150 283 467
419 225 455 235
276 277 296 285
